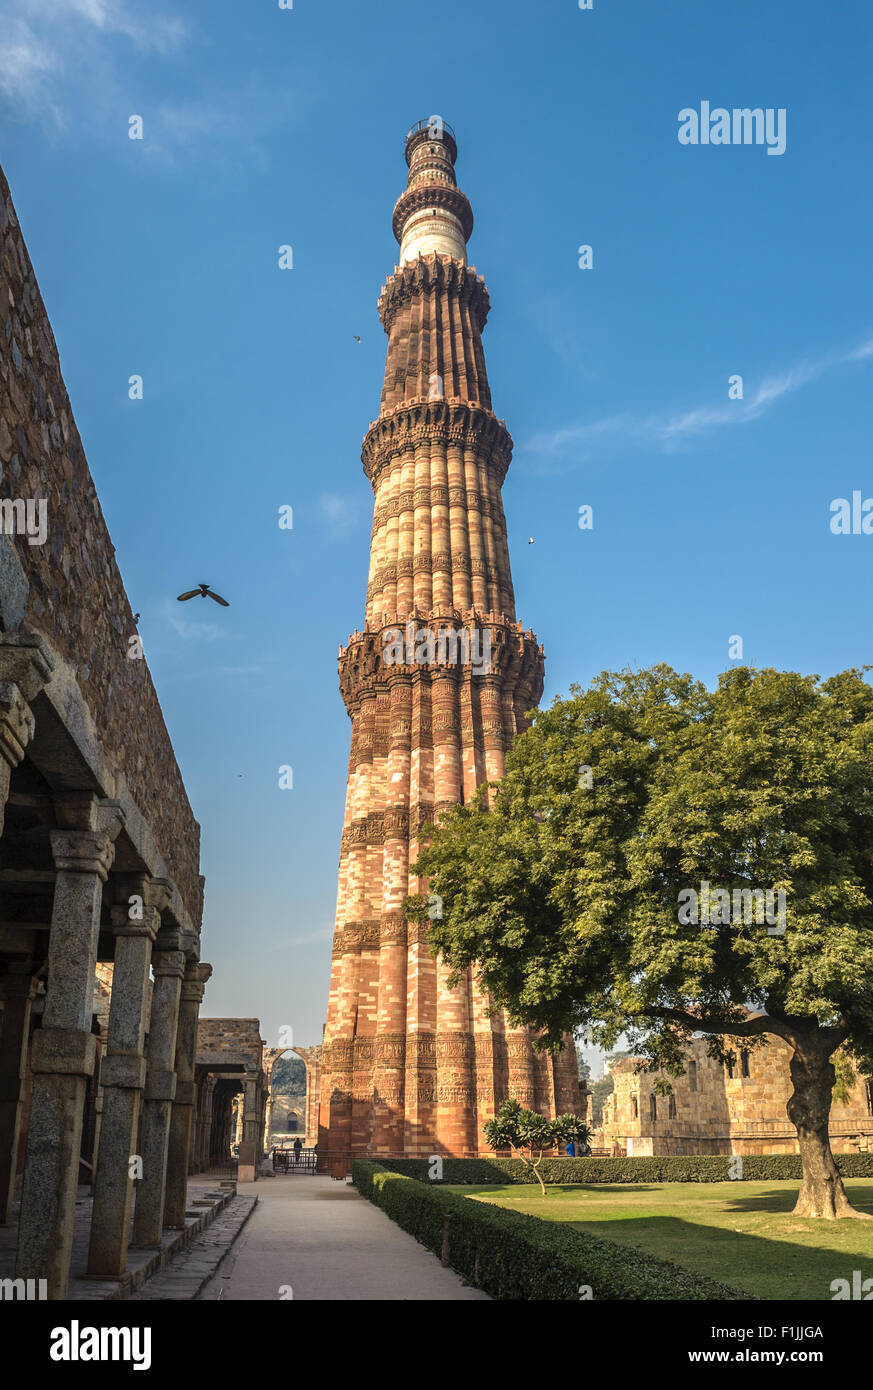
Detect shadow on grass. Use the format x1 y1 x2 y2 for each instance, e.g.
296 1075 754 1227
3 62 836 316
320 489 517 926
563 1212 873 1301
456 1184 663 1197
719 1183 873 1215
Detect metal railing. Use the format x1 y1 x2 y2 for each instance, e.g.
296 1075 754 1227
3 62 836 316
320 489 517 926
271 1147 320 1175
406 117 456 144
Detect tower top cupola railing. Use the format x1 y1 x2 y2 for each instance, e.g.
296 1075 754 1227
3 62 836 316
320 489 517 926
396 116 470 265
404 116 458 164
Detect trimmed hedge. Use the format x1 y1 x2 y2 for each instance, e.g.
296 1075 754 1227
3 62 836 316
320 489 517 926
377 1152 873 1185
354 1160 753 1300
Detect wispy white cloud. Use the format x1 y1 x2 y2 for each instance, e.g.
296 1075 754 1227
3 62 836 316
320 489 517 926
848 336 873 361
0 0 187 126
520 333 873 473
318 492 367 539
56 0 186 52
658 361 820 443
0 17 61 118
160 597 226 643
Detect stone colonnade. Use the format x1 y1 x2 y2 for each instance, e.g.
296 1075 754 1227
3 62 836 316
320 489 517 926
0 636 209 1297
0 160 208 1298
193 1020 269 1176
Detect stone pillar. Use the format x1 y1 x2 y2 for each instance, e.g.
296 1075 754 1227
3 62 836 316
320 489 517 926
264 1091 273 1153
191 1075 205 1173
86 877 168 1278
0 966 39 1223
259 1080 268 1152
199 1075 216 1169
0 633 53 837
237 1071 262 1181
15 796 124 1298
164 961 211 1228
132 937 184 1247
0 642 51 1213
243 1071 260 1144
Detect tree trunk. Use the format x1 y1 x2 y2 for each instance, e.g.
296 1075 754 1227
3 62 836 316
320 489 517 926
787 1040 870 1219
525 1152 547 1197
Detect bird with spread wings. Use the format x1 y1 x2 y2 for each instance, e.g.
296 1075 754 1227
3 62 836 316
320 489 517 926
176 583 230 607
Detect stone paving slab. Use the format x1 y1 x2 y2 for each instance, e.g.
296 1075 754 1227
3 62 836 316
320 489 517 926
199 1175 490 1301
127 1195 257 1300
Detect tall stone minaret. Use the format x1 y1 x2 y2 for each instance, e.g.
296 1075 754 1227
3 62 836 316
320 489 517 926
320 120 583 1158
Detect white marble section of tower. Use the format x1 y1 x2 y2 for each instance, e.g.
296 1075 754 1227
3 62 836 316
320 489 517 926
398 118 468 265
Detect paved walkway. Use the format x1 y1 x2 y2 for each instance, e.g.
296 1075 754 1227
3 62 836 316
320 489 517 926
199 1175 489 1301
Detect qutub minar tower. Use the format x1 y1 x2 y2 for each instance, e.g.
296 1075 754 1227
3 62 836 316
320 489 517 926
319 119 583 1157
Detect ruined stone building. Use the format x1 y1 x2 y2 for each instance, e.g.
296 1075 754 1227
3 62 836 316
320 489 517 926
319 122 584 1159
599 1037 873 1157
195 1019 268 1180
0 163 209 1296
289 1044 321 1146
262 1045 319 1146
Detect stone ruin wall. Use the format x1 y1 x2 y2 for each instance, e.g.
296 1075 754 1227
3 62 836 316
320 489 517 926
0 166 201 919
599 1036 873 1156
197 1018 264 1068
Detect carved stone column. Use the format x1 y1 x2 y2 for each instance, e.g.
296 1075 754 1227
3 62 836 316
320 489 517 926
132 935 184 1247
164 960 211 1228
86 877 169 1278
243 1070 260 1144
0 965 39 1223
199 1074 216 1169
0 633 53 835
264 1091 273 1153
15 795 124 1298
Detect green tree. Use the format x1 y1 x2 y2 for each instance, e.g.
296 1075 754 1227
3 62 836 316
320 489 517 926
409 665 873 1220
483 1098 591 1195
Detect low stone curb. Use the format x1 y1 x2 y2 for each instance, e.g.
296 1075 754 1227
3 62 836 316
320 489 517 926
124 1194 258 1301
64 1182 241 1300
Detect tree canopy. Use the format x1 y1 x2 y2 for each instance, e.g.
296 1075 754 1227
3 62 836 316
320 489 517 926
410 664 873 1218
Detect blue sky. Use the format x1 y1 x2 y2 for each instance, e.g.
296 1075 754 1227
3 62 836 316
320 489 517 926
2 0 872 1067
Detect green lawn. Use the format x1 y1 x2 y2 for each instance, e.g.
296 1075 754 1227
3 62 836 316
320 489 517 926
444 1180 873 1300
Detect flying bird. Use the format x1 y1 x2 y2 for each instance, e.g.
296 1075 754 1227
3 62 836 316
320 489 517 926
528 537 535 544
177 584 230 607
353 335 361 343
